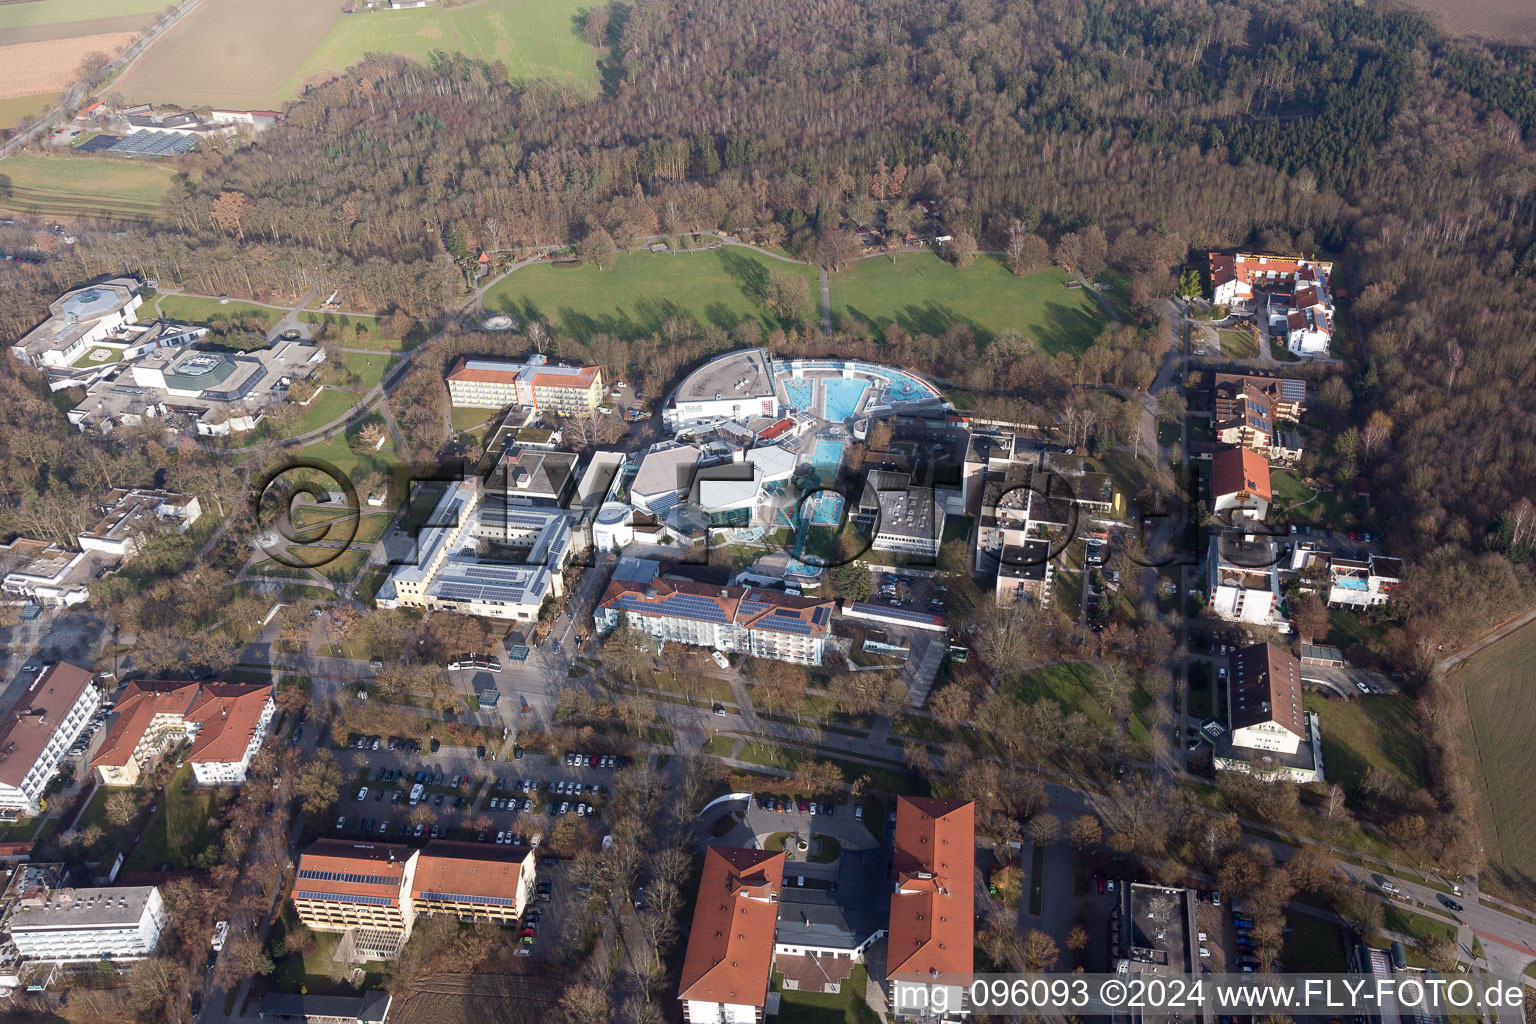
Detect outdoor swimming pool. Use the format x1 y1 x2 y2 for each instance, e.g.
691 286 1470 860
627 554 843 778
822 378 869 420
811 439 845 467
783 379 814 410
801 491 845 526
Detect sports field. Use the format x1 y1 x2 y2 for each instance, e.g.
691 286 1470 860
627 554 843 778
830 254 1108 356
286 0 600 99
484 248 821 342
111 0 345 108
1452 620 1536 906
0 152 178 220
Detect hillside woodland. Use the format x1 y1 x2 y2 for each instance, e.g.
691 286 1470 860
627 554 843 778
0 0 1533 872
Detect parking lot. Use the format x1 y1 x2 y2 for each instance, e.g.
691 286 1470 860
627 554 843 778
866 568 950 617
330 743 632 847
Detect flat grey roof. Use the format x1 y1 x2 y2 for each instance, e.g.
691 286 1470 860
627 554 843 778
675 348 775 403
10 885 155 930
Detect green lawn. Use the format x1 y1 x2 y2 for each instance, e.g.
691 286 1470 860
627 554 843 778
452 406 498 433
157 294 282 330
830 255 1107 356
295 432 398 484
286 544 369 581
124 763 229 871
1304 692 1424 794
0 152 180 220
771 964 880 1024
287 389 367 438
484 248 820 342
338 351 396 390
1008 661 1153 753
300 311 425 351
1281 911 1348 972
1218 327 1259 359
1382 904 1458 952
285 0 601 99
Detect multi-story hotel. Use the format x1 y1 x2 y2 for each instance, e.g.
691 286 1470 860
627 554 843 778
594 575 834 666
292 840 538 959
446 354 604 414
0 663 102 816
887 797 975 1015
8 885 167 964
409 842 536 925
677 847 785 1024
90 682 274 787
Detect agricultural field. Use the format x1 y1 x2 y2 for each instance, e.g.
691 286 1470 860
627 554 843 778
829 254 1109 356
286 0 600 99
111 0 345 108
0 0 167 32
1413 0 1536 44
111 0 597 109
0 151 179 221
0 31 135 101
484 248 820 342
0 91 61 130
1452 620 1536 907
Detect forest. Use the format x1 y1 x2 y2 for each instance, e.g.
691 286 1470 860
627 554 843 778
1 0 1535 644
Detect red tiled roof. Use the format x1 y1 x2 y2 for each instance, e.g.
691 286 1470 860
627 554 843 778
0 664 96 789
295 840 412 903
598 577 832 637
90 681 199 769
446 356 600 389
888 797 974 982
1211 446 1271 503
411 841 530 902
185 684 271 764
1228 643 1304 737
678 847 784 1007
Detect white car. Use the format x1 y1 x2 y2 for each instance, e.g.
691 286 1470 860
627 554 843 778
357 787 368 801
559 801 570 815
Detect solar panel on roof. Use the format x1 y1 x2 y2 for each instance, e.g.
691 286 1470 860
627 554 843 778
852 602 941 626
647 491 681 513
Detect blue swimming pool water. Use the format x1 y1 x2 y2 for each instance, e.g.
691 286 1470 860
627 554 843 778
801 491 844 526
811 439 845 467
783 379 813 410
822 378 868 420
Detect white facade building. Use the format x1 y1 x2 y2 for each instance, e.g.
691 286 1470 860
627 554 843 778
8 886 167 963
0 664 102 816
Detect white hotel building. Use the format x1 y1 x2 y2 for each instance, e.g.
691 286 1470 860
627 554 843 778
8 886 167 963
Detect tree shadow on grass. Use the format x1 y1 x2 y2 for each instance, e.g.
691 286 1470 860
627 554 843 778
1035 299 1109 358
717 247 770 304
552 298 691 343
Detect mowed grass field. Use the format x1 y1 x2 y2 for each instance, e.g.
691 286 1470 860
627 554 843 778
111 0 345 108
1302 692 1424 795
286 0 600 99
1452 620 1536 906
0 152 179 221
485 248 821 342
830 254 1109 356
